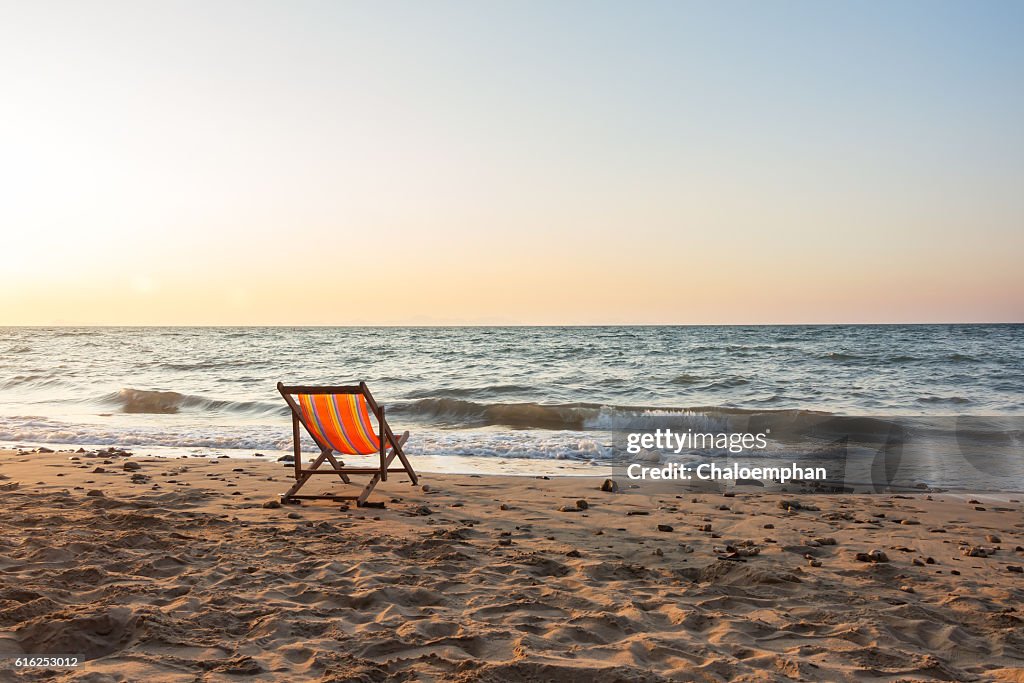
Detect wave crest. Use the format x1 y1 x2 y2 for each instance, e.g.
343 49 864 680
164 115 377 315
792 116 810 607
394 398 738 431
115 389 184 414
105 388 283 416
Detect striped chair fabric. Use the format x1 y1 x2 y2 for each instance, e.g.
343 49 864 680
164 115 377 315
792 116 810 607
295 393 380 455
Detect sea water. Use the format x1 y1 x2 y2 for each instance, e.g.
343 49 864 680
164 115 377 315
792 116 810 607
1 325 1021 487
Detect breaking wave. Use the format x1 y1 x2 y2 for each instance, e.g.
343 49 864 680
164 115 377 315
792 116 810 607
104 388 283 417
393 398 852 434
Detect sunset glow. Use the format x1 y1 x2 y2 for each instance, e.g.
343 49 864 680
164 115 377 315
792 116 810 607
2 1 1022 324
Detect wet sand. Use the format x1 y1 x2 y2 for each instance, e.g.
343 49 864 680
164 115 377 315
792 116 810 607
1 447 1023 681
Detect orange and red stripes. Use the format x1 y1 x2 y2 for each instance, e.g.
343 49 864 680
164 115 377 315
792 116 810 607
296 393 380 455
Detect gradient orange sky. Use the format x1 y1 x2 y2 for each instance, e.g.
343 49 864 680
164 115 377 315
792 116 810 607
2 2 1022 325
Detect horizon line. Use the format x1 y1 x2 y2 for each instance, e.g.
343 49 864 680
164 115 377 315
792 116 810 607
2 321 1022 328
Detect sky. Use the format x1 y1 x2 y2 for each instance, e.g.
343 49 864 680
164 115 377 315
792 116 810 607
1 0 1022 325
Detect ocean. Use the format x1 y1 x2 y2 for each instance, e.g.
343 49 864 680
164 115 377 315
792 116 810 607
1 325 1021 488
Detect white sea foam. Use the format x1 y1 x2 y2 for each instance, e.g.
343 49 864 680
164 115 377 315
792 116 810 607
0 416 614 462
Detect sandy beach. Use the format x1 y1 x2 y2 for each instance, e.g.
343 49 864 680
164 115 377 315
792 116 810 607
0 448 1021 681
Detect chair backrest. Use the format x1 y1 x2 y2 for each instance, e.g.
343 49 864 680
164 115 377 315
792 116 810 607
291 391 381 455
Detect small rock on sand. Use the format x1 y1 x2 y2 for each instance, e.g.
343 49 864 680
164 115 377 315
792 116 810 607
262 500 282 509
123 462 141 471
1007 566 1023 573
986 535 1001 543
657 524 674 532
856 550 889 563
600 479 619 493
86 490 104 497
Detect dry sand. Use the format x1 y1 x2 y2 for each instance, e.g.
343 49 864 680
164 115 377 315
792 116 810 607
1 447 1023 682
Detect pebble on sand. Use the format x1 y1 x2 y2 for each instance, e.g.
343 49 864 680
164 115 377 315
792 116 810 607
856 550 889 563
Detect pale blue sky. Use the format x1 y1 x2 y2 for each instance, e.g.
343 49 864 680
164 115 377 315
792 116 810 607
1 1 1022 323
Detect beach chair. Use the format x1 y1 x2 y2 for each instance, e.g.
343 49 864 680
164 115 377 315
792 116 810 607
276 382 418 506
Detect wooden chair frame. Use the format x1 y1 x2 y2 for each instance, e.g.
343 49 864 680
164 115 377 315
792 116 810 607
277 381 418 506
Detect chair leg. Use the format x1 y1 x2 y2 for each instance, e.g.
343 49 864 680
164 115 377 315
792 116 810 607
281 435 416 507
281 454 320 501
281 450 347 501
356 451 396 506
355 433 411 506
390 433 417 485
323 451 352 484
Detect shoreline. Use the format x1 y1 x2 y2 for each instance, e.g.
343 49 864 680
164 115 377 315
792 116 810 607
1 447 1023 680
0 442 612 478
